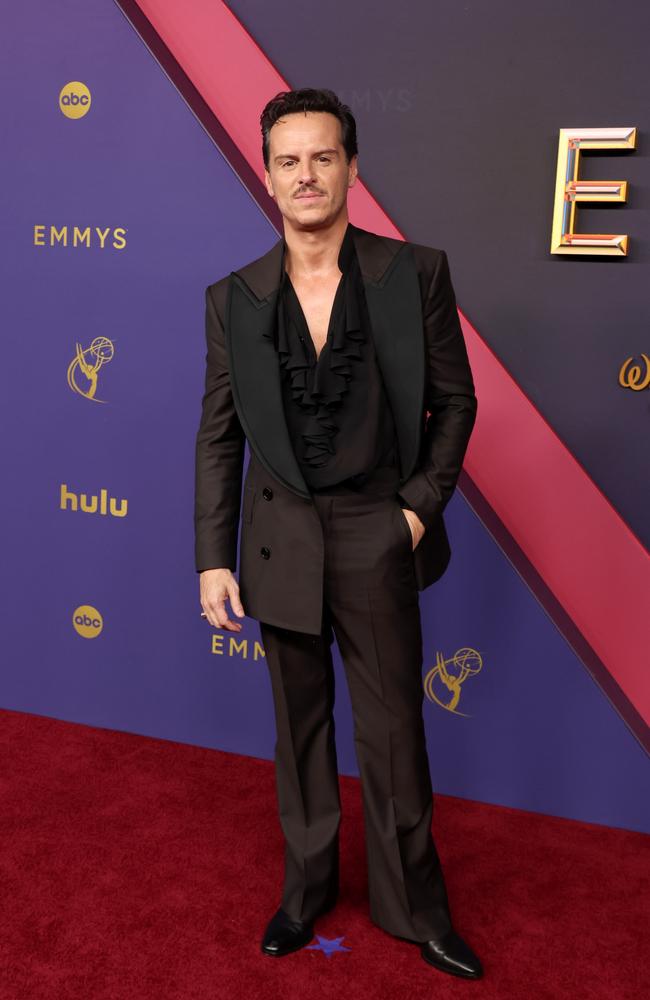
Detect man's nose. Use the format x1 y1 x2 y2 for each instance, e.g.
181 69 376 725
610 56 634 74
297 161 318 185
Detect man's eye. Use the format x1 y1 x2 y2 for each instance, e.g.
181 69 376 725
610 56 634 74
318 156 331 163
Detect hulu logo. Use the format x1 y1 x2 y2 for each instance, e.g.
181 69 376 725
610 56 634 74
59 484 127 517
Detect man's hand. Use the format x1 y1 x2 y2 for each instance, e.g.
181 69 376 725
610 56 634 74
401 508 426 550
200 568 245 631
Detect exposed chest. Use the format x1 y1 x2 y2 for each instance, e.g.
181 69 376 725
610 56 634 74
288 271 343 361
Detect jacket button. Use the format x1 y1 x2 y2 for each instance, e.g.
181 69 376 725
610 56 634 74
260 546 271 559
262 487 273 501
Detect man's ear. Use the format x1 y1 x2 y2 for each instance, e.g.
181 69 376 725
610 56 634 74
264 169 275 199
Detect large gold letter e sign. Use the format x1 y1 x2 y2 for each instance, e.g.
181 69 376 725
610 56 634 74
550 127 636 256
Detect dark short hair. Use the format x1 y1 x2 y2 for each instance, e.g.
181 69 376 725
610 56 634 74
260 88 358 170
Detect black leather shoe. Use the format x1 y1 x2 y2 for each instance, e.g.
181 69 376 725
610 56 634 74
261 907 315 957
420 928 483 979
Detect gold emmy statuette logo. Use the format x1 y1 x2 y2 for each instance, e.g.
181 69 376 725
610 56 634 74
67 336 115 402
59 81 91 119
550 126 637 256
619 354 650 391
72 605 103 638
424 647 483 717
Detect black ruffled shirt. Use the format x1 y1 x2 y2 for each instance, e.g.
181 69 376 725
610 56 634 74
273 222 402 493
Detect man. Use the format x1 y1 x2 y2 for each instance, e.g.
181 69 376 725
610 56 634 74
194 88 481 979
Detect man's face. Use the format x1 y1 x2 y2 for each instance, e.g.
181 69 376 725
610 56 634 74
264 111 358 230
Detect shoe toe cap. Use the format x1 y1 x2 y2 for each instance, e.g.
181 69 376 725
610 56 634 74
261 909 314 956
421 930 483 978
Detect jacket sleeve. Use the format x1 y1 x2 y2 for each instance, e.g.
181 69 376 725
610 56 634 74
194 282 246 572
396 249 477 530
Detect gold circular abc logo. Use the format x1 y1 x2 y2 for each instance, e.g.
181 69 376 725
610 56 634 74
59 81 91 119
72 605 103 638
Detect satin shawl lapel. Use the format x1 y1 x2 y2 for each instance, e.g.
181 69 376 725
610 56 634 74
225 223 425 499
352 226 425 483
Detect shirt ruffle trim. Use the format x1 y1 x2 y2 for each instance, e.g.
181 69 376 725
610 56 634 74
265 260 366 468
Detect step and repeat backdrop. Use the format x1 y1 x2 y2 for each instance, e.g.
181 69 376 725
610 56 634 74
1 0 648 833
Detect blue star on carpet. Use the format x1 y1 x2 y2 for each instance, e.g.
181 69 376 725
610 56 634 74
306 935 351 957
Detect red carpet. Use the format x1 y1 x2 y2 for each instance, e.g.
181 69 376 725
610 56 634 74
0 707 647 1000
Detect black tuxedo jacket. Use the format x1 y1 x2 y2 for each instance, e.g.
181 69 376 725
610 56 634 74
194 222 477 635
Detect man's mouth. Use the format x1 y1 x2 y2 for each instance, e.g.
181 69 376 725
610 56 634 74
295 192 324 199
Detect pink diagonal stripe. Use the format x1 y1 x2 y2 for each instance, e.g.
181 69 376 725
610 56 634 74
133 0 650 726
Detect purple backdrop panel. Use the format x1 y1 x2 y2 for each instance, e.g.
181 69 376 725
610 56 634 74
0 0 647 835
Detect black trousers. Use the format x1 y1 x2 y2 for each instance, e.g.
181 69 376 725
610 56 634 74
259 465 453 943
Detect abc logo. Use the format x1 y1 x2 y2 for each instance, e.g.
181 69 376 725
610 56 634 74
59 82 91 119
72 605 103 639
